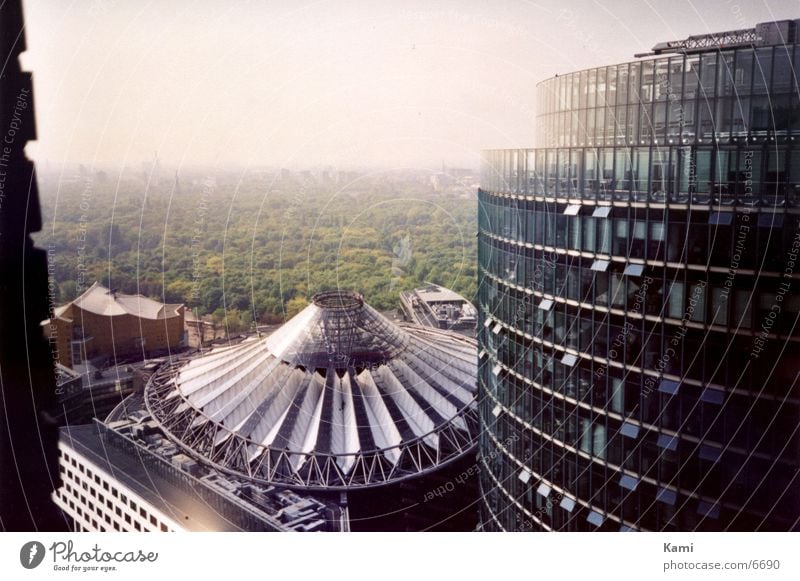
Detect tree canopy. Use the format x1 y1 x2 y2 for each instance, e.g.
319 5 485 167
36 170 477 331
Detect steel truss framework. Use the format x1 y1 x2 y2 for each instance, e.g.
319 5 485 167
144 294 479 490
651 27 761 55
145 361 478 490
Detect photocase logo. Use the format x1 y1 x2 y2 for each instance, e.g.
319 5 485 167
19 541 46 569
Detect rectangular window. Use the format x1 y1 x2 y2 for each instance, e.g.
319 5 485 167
587 511 604 527
580 419 592 453
634 148 650 198
569 216 581 250
582 216 596 252
699 444 722 463
709 211 733 225
647 222 667 260
700 388 724 405
656 487 677 505
611 378 624 413
689 283 706 323
700 52 717 97
667 281 684 318
734 50 753 96
593 425 606 459
561 353 578 367
623 264 645 277
711 287 729 326
657 433 678 451
697 501 720 519
538 299 554 310
757 212 784 228
592 206 611 218
560 496 576 512
619 474 639 491
610 274 626 307
695 149 712 198
658 379 680 395
614 219 629 254
594 214 612 256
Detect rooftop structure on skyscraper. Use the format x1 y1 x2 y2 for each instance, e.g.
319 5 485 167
400 283 477 336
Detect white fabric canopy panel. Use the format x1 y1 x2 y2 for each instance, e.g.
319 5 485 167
145 291 479 490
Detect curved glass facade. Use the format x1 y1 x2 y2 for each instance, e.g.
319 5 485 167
478 41 800 531
535 45 800 149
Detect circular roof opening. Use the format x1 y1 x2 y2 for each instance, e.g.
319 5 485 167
312 290 364 310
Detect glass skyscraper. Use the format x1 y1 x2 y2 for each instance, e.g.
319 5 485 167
477 20 800 531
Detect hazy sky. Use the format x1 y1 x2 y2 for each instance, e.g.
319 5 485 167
22 0 800 170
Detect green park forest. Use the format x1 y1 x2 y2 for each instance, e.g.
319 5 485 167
36 170 477 331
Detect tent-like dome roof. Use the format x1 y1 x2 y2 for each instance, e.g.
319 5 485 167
144 291 478 489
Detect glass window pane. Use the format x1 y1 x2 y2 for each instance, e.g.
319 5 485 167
634 148 650 198
711 287 729 326
717 52 735 97
593 425 606 459
734 289 752 328
753 47 773 95
689 283 706 322
734 50 753 96
700 52 718 98
684 55 700 99
668 280 684 318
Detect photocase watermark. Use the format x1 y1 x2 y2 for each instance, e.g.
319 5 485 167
46 238 62 375
751 230 800 359
19 541 46 570
514 488 565 532
423 432 519 503
0 86 29 154
528 251 559 293
19 539 159 572
422 462 481 502
594 275 654 381
75 176 95 295
0 86 30 241
641 281 706 396
724 0 748 29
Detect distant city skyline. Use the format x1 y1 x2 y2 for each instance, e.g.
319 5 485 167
24 0 799 170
